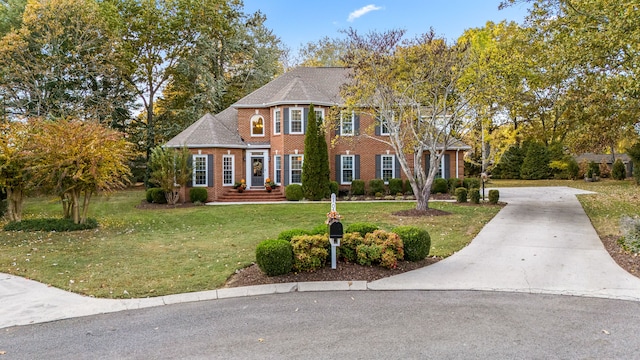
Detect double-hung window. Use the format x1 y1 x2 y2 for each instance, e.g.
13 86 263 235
340 111 354 136
340 155 354 184
315 108 324 123
274 155 282 185
290 155 303 184
381 155 395 183
289 108 303 134
193 155 208 186
251 116 264 136
222 155 234 186
274 109 281 135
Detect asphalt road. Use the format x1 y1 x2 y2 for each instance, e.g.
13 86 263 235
3 290 640 359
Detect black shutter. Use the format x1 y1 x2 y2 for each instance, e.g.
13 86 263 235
375 155 381 179
303 107 309 134
425 154 431 175
187 155 193 187
284 155 290 185
354 113 360 135
395 156 401 178
207 154 214 186
375 116 381 136
283 107 289 134
335 155 341 182
354 155 361 180
444 154 451 179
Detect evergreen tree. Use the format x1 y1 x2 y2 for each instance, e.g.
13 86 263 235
302 104 329 200
611 159 627 180
521 142 550 180
495 145 525 179
316 111 331 198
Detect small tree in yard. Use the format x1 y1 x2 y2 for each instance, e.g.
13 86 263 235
302 104 330 200
342 28 474 211
520 142 550 180
31 119 134 224
149 146 192 205
0 121 31 221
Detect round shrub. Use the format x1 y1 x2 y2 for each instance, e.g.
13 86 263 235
340 232 364 262
350 179 365 195
310 223 328 235
431 178 449 194
455 187 468 203
277 228 311 242
612 159 626 180
285 184 304 201
345 222 379 237
145 188 155 203
290 234 329 272
448 178 463 193
488 189 500 204
463 178 481 190
329 181 339 195
393 226 431 261
404 179 414 195
469 188 481 204
189 187 208 203
255 239 293 276
149 188 167 204
357 230 404 269
388 178 403 195
368 179 385 195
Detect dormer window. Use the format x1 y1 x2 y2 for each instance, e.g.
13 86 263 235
251 115 265 136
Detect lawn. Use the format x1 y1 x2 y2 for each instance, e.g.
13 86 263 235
0 191 502 298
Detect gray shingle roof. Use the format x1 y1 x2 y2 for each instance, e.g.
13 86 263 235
165 107 245 148
233 67 350 108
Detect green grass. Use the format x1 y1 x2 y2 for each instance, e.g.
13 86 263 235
0 191 501 298
489 178 640 237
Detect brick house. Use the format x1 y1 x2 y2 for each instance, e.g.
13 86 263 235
165 67 471 202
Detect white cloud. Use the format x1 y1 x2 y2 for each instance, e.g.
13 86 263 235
347 4 383 22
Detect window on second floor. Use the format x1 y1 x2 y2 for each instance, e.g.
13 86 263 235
251 115 264 136
289 108 303 134
340 111 354 136
274 109 281 135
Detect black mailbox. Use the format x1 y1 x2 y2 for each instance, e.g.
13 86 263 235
329 221 343 239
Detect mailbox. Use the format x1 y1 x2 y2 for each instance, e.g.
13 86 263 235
329 221 343 239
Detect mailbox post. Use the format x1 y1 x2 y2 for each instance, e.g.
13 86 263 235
327 194 343 269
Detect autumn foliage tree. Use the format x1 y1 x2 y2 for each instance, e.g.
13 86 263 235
148 146 192 205
0 121 31 221
30 119 134 224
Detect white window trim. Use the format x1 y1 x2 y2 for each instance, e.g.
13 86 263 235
192 154 208 187
380 112 392 136
274 155 282 185
340 154 354 185
289 107 304 135
250 115 265 137
273 108 281 135
381 154 395 183
314 108 325 123
340 111 354 136
222 154 234 186
289 154 304 185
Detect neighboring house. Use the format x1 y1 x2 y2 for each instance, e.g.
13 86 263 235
165 67 471 202
574 153 633 178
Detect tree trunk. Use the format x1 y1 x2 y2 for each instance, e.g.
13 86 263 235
6 187 23 222
61 193 72 219
71 190 80 224
80 190 92 224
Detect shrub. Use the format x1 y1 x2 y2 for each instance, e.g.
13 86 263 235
463 178 480 190
356 230 404 269
455 187 468 203
277 228 311 242
588 161 600 177
145 188 154 203
340 232 364 262
148 187 167 204
612 159 627 180
448 178 463 193
388 178 403 195
189 188 208 203
404 179 414 195
285 184 304 201
255 239 293 276
3 218 98 232
393 226 430 261
345 222 379 237
310 223 328 235
469 188 481 204
488 189 500 204
291 234 330 272
619 216 640 254
350 179 365 195
567 158 580 180
431 178 449 194
599 161 611 178
368 179 385 195
329 181 339 196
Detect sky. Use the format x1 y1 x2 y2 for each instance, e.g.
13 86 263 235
242 0 531 53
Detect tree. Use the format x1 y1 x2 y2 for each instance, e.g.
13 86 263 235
520 142 550 180
342 28 474 211
0 121 31 221
0 0 132 123
302 104 329 200
298 36 348 67
148 146 192 205
30 119 134 224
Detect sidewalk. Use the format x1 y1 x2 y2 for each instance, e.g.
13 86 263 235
2 186 640 329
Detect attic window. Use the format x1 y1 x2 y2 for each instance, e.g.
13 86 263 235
251 115 265 136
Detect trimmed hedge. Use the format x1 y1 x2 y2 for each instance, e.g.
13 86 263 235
431 178 449 194
277 228 311 242
310 223 328 235
147 188 167 204
356 230 404 269
463 178 481 190
488 189 500 204
455 187 468 203
291 234 329 272
448 178 463 193
469 188 481 204
345 222 379 237
285 184 304 201
189 187 208 203
612 159 626 180
340 232 364 262
329 181 339 195
3 218 99 232
393 226 431 261
368 179 385 195
351 179 365 195
256 239 294 276
388 178 403 195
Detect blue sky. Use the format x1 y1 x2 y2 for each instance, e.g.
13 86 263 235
242 1 531 52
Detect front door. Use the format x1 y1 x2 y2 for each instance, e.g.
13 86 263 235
251 156 264 188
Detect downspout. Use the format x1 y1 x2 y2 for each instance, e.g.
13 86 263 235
456 149 460 178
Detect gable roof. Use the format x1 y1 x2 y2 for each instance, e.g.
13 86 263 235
574 153 631 164
164 107 245 148
233 67 350 108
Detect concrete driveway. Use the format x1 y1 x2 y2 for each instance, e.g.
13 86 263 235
369 187 640 301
